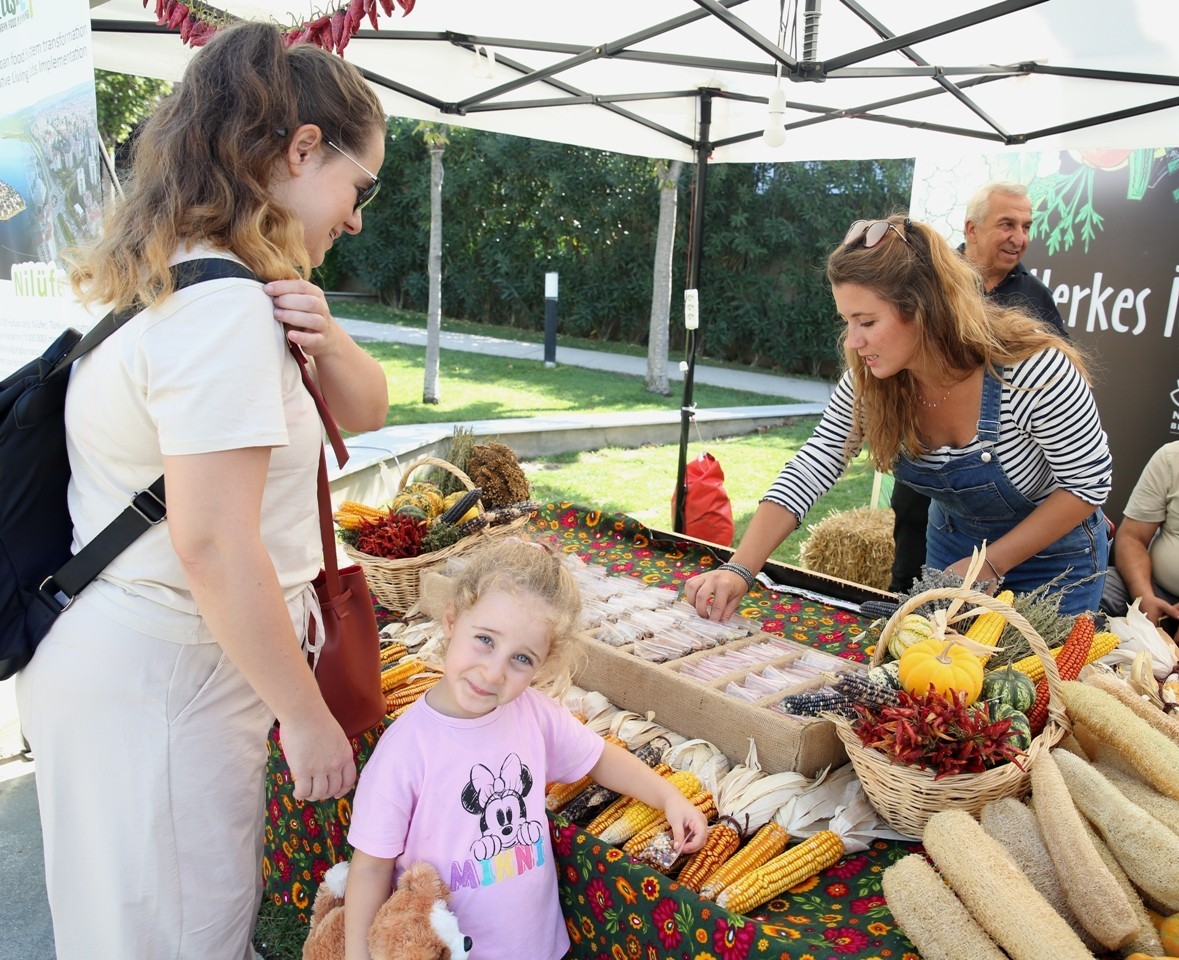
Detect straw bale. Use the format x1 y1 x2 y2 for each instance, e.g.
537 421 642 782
799 507 895 591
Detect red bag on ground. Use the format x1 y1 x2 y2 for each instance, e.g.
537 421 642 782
672 452 735 546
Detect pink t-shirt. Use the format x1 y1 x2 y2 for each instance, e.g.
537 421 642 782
348 687 605 960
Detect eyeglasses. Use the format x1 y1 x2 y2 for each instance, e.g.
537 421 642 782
326 139 381 212
843 218 911 248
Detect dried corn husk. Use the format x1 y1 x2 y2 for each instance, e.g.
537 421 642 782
662 738 731 793
714 740 822 833
585 704 624 738
1103 597 1179 679
561 687 614 725
608 710 684 751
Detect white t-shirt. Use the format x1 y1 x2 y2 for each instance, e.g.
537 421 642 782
1124 441 1179 597
64 249 322 642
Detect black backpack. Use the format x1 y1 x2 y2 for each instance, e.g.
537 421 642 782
0 258 258 680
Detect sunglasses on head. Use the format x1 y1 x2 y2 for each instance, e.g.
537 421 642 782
326 139 381 212
843 218 911 248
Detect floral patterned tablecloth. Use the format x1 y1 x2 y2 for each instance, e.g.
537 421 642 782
261 503 923 959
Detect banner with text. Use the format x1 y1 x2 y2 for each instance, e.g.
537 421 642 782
0 0 101 376
911 148 1179 519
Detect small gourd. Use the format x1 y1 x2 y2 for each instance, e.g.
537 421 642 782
867 659 903 691
886 612 937 661
898 637 984 704
979 664 1037 714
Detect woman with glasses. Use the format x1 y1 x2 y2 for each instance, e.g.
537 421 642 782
16 22 388 960
686 215 1110 620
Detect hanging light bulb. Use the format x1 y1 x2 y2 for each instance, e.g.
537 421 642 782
763 86 787 148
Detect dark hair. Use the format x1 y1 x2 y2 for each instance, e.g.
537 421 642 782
826 215 1090 467
70 22 384 309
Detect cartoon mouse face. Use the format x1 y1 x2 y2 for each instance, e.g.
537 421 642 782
460 753 545 861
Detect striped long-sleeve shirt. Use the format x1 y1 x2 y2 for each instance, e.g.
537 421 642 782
763 347 1112 523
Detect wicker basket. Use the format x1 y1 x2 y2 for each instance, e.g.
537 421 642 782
832 586 1068 838
342 456 486 613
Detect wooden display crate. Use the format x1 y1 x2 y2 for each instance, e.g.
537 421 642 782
572 630 862 776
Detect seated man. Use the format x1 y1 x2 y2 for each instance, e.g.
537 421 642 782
1101 440 1179 638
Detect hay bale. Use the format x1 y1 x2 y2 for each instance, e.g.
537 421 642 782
799 507 896 591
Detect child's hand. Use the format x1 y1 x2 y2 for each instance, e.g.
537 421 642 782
664 791 709 855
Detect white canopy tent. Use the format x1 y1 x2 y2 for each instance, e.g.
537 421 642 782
86 0 1179 531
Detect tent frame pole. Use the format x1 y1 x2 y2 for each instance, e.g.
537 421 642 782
673 90 712 534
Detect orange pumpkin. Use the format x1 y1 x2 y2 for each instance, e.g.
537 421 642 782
898 637 984 704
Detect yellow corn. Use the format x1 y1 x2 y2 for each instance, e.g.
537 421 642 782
698 822 790 901
716 830 845 915
379 642 409 666
333 500 387 530
384 675 441 711
585 762 674 838
1010 631 1119 682
623 790 717 854
676 819 744 892
967 590 1013 663
598 771 702 846
380 657 429 694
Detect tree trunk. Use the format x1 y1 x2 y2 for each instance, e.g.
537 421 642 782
423 142 445 404
646 159 682 395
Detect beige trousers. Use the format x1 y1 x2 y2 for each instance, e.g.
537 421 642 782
16 590 274 960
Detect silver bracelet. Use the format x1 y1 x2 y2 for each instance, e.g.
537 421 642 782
717 561 757 592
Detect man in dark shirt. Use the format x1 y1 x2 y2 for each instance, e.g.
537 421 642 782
888 182 1068 593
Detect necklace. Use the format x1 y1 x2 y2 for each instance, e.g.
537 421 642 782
917 388 952 409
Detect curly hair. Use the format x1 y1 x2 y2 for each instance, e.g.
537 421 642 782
825 215 1091 469
68 21 384 311
425 537 584 695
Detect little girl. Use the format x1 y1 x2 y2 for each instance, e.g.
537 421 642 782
344 537 707 959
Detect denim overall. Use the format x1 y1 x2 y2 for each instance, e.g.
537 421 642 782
892 368 1108 615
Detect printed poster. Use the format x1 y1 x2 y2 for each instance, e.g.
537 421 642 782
0 0 103 376
911 148 1179 519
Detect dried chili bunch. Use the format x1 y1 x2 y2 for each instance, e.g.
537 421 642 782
349 513 427 559
851 688 1024 779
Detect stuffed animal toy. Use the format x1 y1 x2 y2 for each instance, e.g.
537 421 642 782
302 859 472 960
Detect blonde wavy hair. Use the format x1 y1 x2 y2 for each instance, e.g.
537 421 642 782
826 215 1090 469
422 537 584 696
68 22 384 311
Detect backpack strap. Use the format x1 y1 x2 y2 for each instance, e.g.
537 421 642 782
38 258 260 614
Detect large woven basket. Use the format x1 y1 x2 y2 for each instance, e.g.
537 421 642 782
342 456 486 613
832 586 1068 838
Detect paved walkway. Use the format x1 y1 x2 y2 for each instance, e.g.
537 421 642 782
0 319 837 959
334 317 837 404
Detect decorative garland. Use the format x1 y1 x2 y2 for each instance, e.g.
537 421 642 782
145 0 416 53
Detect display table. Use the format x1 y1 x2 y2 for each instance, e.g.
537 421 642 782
261 502 922 959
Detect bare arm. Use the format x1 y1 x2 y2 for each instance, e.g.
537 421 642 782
685 500 799 621
587 743 707 854
946 489 1097 587
165 446 354 802
265 278 389 432
344 850 396 960
1113 518 1179 625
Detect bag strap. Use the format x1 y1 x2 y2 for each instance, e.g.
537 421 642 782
287 343 351 602
39 259 260 612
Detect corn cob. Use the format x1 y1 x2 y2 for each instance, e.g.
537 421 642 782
1028 750 1139 950
1060 681 1179 800
380 657 430 694
831 670 902 709
384 675 441 712
1008 629 1118 682
1054 749 1179 913
924 807 1104 960
676 819 743 893
716 831 844 914
698 822 789 900
584 763 673 837
378 642 409 666
596 771 702 845
966 589 1014 663
622 790 717 854
1026 614 1095 735
333 500 387 530
882 854 1009 960
559 750 667 826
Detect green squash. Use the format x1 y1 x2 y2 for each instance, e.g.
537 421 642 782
991 703 1032 752
980 665 1037 714
867 660 903 691
393 503 429 521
